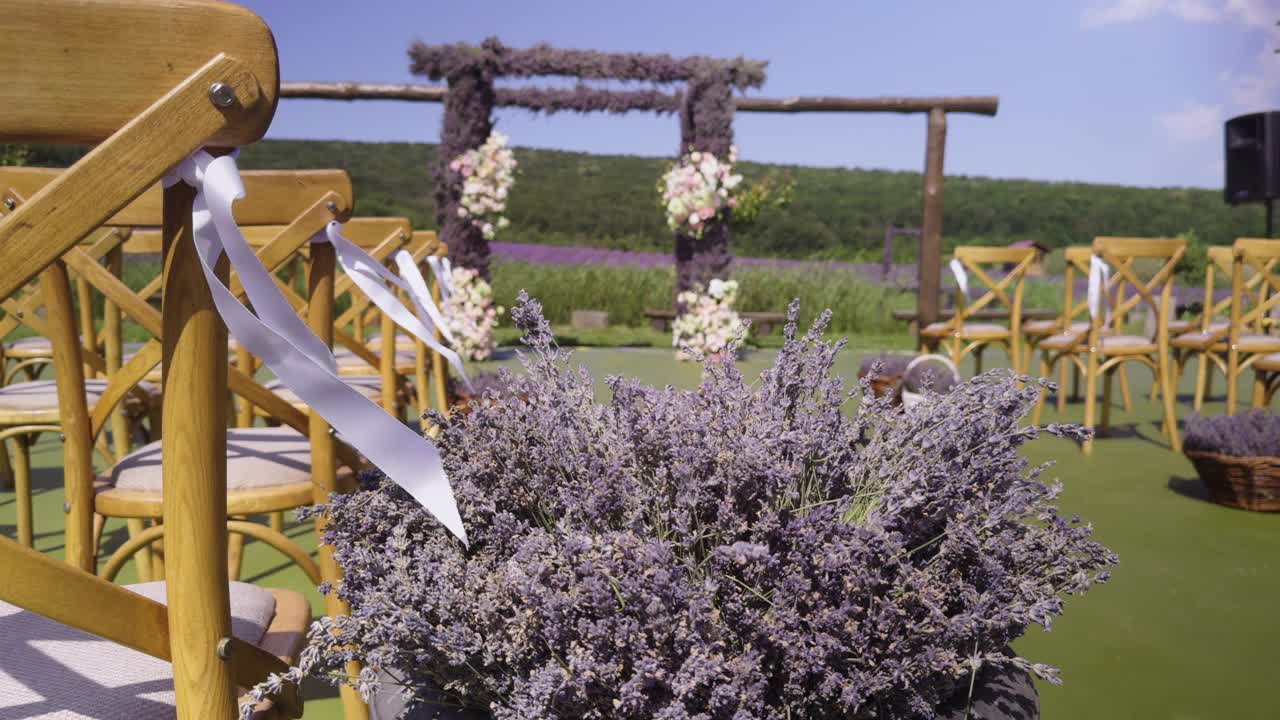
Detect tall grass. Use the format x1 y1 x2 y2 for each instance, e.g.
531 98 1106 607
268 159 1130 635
489 260 920 335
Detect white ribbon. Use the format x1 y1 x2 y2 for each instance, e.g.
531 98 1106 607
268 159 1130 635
949 258 969 298
425 255 454 304
164 150 467 545
324 223 470 388
394 249 457 347
1088 254 1112 324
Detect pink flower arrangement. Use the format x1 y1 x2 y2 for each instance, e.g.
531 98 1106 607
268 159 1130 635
450 132 516 240
444 266 504 361
659 146 744 238
673 278 744 361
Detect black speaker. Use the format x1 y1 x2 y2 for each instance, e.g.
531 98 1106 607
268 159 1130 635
1225 111 1280 205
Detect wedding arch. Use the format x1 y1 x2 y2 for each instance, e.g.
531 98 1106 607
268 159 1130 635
282 40 998 329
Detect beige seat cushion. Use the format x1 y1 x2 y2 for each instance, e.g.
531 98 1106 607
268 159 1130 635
1024 320 1088 336
266 375 382 408
1237 333 1280 353
0 379 157 422
3 335 57 358
333 347 415 375
0 581 274 718
365 333 419 352
101 426 314 492
1254 352 1280 372
920 321 1010 338
1040 332 1154 353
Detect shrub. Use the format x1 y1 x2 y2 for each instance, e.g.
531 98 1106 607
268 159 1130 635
248 296 1115 720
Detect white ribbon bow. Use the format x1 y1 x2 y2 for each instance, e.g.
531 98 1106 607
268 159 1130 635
164 150 467 545
1088 254 1112 325
324 223 469 387
949 258 969 298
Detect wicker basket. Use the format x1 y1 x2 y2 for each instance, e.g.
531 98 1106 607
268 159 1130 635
900 354 962 410
1184 450 1280 512
857 373 902 401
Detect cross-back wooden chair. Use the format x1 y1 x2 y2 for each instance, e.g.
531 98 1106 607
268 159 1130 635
1032 237 1185 455
1021 246 1131 413
2 166 362 579
1167 246 1272 411
0 1 319 716
920 245 1036 372
1222 239 1280 415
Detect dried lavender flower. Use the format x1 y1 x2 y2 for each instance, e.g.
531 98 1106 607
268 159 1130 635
244 295 1115 720
1184 410 1280 457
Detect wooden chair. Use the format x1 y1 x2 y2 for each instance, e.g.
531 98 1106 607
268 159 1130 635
1167 246 1271 411
920 245 1036 372
1250 352 1280 407
1224 239 1280 415
1032 237 1185 455
0 1 313 715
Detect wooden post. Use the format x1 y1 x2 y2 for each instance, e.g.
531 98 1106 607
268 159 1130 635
160 181 238 716
306 242 370 720
918 107 948 339
42 260 95 571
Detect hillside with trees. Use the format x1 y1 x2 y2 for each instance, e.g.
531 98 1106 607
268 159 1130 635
6 139 1265 261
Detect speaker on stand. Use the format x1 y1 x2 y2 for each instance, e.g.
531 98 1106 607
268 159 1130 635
1225 111 1280 238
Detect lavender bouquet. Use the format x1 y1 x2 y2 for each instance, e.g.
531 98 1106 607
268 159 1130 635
252 296 1114 720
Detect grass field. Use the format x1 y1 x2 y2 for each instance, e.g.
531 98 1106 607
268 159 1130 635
2 343 1277 719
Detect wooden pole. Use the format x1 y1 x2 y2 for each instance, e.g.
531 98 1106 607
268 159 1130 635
160 181 238 716
306 241 370 720
279 81 1000 116
918 107 948 338
42 260 95 572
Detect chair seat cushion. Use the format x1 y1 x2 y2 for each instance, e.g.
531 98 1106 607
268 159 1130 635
1024 320 1088 336
0 581 274 718
1167 319 1196 335
266 375 382 408
1254 352 1280 372
364 333 419 352
2 335 60 358
333 348 415 374
0 379 159 419
1238 333 1280 353
101 427 314 493
1040 332 1154 353
920 321 1010 338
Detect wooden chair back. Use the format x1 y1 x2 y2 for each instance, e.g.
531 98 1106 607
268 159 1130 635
947 245 1036 335
1089 237 1185 346
0 2 301 715
1230 239 1280 343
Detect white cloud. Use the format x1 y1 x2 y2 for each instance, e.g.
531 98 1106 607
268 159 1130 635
1081 0 1221 27
1158 102 1224 141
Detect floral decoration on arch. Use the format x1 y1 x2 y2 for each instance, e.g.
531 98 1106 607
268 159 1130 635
659 146 743 238
673 277 744 361
443 265 504 361
450 131 516 240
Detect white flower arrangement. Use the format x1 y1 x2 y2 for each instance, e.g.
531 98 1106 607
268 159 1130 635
672 278 744 361
443 266 504 361
660 146 743 238
450 131 516 240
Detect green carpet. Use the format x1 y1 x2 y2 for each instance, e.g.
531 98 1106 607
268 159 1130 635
2 346 1277 719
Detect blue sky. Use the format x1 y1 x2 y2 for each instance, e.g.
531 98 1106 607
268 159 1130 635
241 0 1278 189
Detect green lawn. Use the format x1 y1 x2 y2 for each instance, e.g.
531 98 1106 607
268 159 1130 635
2 344 1277 719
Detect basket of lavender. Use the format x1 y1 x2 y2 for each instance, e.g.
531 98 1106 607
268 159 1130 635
1183 410 1280 512
446 370 520 416
248 297 1114 720
856 352 913 401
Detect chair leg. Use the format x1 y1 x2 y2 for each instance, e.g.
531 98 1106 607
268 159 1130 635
91 513 105 568
1056 357 1070 414
1203 360 1215 404
1157 347 1181 451
972 345 984 376
1192 352 1208 412
227 517 247 582
126 517 153 582
269 510 285 534
1118 364 1132 412
1101 366 1113 431
148 519 166 581
1032 351 1052 426
1082 350 1099 456
0 437 12 491
1252 370 1267 409
11 436 32 547
1226 347 1240 417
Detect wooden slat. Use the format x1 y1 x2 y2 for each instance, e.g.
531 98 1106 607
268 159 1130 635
0 0 278 145
1 168 352 230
